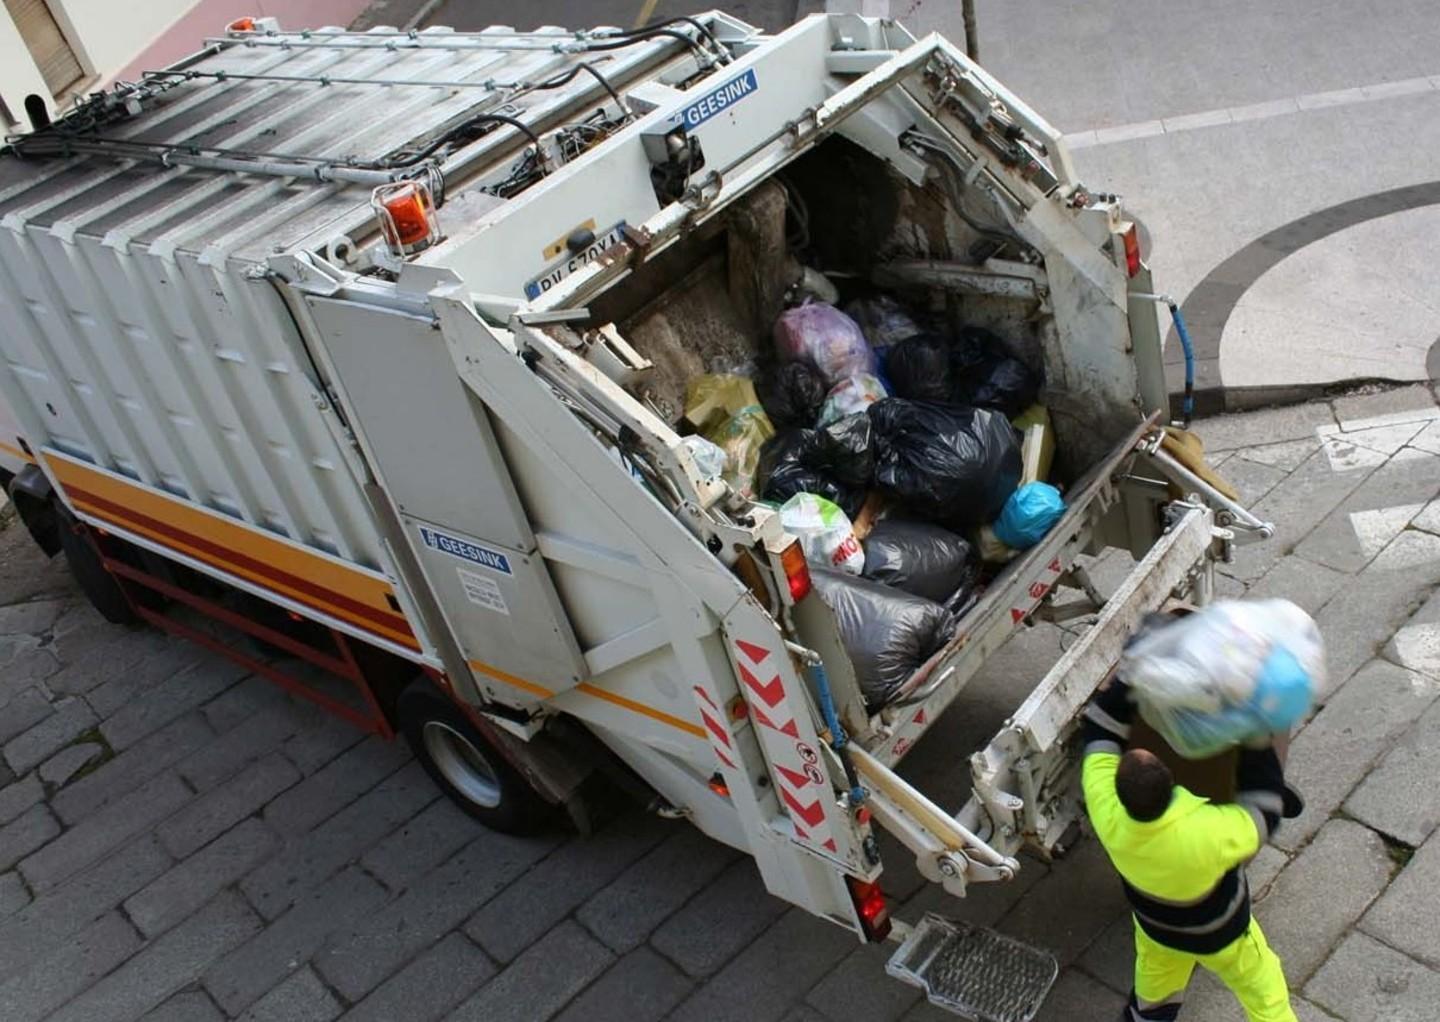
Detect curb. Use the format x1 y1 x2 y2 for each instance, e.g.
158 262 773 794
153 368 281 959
1171 377 1434 421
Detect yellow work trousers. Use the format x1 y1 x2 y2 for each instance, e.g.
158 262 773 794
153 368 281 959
1133 918 1297 1022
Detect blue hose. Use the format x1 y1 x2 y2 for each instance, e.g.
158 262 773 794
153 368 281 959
807 660 866 806
1167 300 1196 427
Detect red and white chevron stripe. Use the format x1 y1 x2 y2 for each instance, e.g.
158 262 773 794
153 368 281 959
733 639 839 855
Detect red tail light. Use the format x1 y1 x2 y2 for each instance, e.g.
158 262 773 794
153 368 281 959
1122 224 1141 277
780 540 812 603
847 877 892 942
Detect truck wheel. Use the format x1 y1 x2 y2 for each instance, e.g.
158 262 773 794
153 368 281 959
398 684 547 834
58 514 136 625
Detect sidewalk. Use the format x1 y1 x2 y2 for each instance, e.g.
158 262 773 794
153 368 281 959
2 388 1440 1020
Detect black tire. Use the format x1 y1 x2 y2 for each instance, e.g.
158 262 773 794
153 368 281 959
397 683 549 834
58 514 136 625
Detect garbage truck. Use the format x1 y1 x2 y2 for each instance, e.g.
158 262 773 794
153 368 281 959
0 11 1273 1016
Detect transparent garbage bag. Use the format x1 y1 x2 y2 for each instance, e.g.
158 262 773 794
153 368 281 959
1119 599 1324 759
817 374 888 426
705 405 775 501
681 435 728 484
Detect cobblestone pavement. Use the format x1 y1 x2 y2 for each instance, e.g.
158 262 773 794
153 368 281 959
3 386 1440 1020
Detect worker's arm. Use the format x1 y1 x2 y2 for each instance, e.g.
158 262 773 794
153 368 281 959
1079 680 1135 844
1201 746 1288 869
1234 745 1287 842
1079 678 1135 755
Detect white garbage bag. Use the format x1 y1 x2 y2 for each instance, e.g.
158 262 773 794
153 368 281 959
779 493 865 575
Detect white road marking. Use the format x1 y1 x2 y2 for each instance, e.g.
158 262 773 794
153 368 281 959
1319 436 1389 474
1348 504 1425 560
1068 74 1440 149
1314 408 1440 471
1388 622 1440 682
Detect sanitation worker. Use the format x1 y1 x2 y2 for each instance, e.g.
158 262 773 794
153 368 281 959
1081 678 1300 1022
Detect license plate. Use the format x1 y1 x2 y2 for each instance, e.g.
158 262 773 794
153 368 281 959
524 222 627 299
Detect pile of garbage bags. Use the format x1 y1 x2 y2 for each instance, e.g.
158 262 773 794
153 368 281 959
681 293 1067 712
1119 600 1324 759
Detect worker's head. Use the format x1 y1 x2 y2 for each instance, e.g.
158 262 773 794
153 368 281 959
1116 748 1174 822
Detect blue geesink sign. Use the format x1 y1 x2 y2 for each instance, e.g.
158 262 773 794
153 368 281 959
681 69 759 131
417 526 513 576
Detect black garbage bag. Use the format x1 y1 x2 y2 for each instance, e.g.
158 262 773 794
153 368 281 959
955 355 1040 419
862 519 978 605
811 568 955 711
810 413 874 488
952 325 1002 372
869 399 1022 527
885 333 955 404
757 429 863 517
757 361 827 428
844 295 926 348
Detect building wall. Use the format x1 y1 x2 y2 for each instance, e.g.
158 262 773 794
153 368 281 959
0 12 54 127
0 0 368 129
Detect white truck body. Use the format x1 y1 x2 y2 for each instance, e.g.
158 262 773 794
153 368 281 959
0 10 1267 976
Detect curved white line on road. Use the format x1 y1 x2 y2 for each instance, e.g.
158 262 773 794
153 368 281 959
1067 74 1440 149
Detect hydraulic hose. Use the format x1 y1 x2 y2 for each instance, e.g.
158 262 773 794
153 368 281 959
786 645 866 807
1135 292 1196 428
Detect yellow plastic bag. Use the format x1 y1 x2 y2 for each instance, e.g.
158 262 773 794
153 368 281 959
685 375 776 500
705 405 775 500
685 375 762 434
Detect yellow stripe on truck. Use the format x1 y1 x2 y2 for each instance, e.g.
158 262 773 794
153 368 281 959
46 452 419 651
469 658 705 738
0 440 32 464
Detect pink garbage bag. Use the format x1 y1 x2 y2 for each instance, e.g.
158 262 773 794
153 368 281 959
773 303 877 385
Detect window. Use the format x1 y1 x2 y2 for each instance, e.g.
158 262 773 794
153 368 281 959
5 0 84 97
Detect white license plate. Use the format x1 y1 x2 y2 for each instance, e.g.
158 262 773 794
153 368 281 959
524 222 627 300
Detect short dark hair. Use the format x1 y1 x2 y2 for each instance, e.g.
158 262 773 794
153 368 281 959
1116 750 1174 822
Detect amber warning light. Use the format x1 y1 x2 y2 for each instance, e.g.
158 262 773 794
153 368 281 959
371 180 441 257
779 540 812 603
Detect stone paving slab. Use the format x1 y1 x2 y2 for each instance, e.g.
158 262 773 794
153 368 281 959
1344 695 1440 847
1359 828 1440 970
1275 659 1440 852
1304 931 1440 1021
1255 819 1395 987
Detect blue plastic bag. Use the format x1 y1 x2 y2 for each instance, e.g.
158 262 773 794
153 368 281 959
993 482 1066 549
1156 647 1316 758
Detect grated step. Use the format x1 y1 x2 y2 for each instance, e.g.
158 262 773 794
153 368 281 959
886 914 1058 1022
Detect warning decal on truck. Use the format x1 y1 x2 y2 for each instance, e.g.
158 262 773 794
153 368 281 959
457 567 510 615
733 638 841 857
417 526 513 576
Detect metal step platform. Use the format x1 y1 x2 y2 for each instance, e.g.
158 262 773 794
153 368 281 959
887 914 1059 1022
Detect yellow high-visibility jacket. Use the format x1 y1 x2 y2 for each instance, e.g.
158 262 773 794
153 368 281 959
1083 748 1262 953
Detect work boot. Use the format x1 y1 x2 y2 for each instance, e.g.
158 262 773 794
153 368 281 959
1125 992 1182 1020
